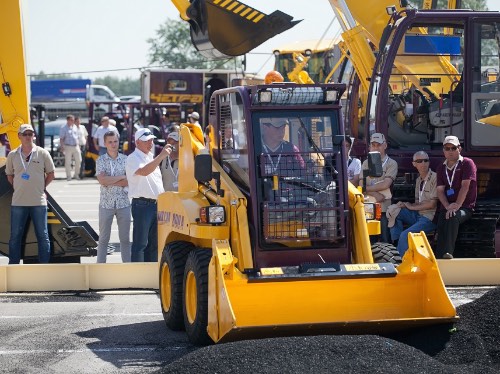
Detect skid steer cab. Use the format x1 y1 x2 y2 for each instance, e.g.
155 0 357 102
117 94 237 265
157 83 456 345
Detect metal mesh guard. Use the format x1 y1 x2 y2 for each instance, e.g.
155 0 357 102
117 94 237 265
260 152 344 242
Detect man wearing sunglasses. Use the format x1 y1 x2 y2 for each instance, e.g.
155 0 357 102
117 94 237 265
388 151 437 256
5 124 55 264
126 128 172 262
434 136 477 259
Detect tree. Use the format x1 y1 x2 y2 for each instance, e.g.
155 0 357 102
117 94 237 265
147 18 240 70
93 76 140 96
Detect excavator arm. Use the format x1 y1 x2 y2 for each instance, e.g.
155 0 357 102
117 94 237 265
171 0 300 59
0 0 29 162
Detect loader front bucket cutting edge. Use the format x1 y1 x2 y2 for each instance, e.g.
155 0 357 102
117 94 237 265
207 234 457 343
189 0 300 59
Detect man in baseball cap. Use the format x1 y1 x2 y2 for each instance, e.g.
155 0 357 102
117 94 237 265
435 134 476 259
126 126 171 262
360 132 398 242
6 123 55 264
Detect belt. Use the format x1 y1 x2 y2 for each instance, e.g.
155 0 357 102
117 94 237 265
64 143 77 146
133 197 157 203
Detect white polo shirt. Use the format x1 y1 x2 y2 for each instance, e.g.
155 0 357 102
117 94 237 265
125 148 164 200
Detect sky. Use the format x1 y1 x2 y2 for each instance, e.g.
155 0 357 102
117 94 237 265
22 0 500 81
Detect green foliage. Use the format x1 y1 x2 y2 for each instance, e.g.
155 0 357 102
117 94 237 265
93 76 140 96
147 18 239 70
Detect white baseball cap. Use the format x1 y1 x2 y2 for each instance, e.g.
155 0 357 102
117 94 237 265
167 132 179 141
135 128 156 142
443 135 460 146
188 112 200 120
19 124 35 134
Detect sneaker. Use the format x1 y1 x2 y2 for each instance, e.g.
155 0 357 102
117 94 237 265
442 253 454 259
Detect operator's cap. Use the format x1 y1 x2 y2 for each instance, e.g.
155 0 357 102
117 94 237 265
261 118 289 128
443 135 460 146
135 128 156 142
386 204 401 228
19 124 35 134
188 111 200 120
167 131 179 142
370 132 386 144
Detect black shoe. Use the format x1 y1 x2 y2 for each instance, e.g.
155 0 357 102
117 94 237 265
442 253 453 259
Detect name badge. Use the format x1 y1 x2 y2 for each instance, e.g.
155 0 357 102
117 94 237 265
21 173 30 180
446 188 455 197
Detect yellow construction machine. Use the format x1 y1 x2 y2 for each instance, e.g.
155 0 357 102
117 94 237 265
157 82 456 345
176 0 500 259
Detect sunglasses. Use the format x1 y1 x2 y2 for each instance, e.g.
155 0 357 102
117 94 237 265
21 132 34 137
443 146 458 151
413 159 429 163
138 131 152 140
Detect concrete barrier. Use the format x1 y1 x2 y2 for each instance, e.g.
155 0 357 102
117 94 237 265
1 259 500 292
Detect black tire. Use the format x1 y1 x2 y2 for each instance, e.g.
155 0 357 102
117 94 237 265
159 241 193 331
371 242 402 265
183 249 212 346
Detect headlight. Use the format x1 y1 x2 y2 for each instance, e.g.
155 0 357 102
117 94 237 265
199 205 225 225
364 202 382 220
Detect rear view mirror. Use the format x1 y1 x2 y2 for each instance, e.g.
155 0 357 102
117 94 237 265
367 151 383 178
194 153 213 182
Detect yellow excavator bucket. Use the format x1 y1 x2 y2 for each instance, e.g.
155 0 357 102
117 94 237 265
186 0 300 59
208 232 456 343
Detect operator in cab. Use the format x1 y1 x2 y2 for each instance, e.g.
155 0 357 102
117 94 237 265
260 117 305 176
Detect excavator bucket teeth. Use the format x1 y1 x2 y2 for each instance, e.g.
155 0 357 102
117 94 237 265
189 0 300 59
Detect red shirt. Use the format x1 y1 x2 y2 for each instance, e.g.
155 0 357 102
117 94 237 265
436 156 477 210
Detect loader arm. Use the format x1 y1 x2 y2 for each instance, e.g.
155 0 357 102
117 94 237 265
170 0 300 59
0 0 29 163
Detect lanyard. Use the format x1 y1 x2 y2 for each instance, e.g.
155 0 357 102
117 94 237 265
166 156 179 182
446 162 458 189
263 143 283 173
19 148 34 173
418 173 430 203
382 156 389 168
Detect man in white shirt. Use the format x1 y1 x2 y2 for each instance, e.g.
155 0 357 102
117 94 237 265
93 116 119 156
126 128 172 262
59 114 82 181
344 135 361 187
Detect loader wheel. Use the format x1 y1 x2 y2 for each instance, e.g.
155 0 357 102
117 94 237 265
159 241 194 331
371 242 402 265
183 249 212 346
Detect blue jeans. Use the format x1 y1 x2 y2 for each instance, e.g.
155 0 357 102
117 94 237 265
389 208 436 256
9 206 51 264
131 199 158 262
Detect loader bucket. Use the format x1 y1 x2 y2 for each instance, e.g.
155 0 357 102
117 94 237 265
188 0 300 59
208 233 457 343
